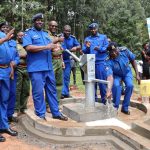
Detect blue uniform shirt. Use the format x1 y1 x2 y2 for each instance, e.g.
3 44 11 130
61 35 80 62
82 33 109 64
23 27 53 72
0 31 12 79
107 49 135 77
0 31 12 65
8 39 20 65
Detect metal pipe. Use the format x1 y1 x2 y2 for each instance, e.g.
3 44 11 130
64 49 81 62
83 79 109 85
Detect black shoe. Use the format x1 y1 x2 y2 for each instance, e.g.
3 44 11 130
61 95 72 99
20 109 26 114
0 128 18 136
8 116 18 123
53 114 68 121
0 135 6 142
61 95 65 99
121 109 130 115
64 95 72 98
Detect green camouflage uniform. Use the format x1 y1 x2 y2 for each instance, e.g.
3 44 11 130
15 42 30 112
46 31 63 106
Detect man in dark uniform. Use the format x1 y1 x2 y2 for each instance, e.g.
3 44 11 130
107 42 140 114
15 31 30 116
23 13 68 121
61 25 81 99
0 24 18 142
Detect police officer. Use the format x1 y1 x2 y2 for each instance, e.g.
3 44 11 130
82 23 109 103
23 13 68 121
0 22 20 122
107 42 140 115
15 31 30 115
0 24 18 142
61 25 81 99
46 20 64 113
1 25 20 123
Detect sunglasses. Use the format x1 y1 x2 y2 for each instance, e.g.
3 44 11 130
50 25 58 28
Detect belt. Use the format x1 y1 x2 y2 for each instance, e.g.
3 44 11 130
0 64 9 68
18 64 27 67
52 55 61 59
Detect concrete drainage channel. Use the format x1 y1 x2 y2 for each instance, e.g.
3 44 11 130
20 98 150 150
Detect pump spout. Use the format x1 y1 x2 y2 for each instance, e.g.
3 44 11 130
64 49 81 62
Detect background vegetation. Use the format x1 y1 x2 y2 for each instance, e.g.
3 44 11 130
0 0 150 59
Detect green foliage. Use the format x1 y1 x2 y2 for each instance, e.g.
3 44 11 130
0 0 149 54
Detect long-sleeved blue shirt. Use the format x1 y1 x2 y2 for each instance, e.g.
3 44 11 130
82 33 109 64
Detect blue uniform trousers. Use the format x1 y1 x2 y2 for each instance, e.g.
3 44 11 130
7 72 17 118
29 70 61 118
0 78 10 129
112 75 133 111
95 63 107 104
62 62 71 96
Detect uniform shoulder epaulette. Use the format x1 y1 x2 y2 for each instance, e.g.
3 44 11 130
25 28 32 32
118 46 127 52
43 29 48 33
70 35 76 38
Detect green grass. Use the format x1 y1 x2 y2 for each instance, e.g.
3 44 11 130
70 68 85 92
70 67 140 93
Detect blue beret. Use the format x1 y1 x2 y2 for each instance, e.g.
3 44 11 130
88 23 99 29
0 21 8 28
32 13 44 22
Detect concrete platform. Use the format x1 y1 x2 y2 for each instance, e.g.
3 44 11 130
62 102 117 122
20 97 150 149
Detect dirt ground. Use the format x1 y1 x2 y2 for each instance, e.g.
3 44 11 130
0 86 143 150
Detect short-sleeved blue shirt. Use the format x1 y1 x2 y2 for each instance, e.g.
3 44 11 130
0 31 12 79
0 31 12 64
23 27 52 72
107 49 135 77
8 39 20 65
61 35 80 62
82 33 109 64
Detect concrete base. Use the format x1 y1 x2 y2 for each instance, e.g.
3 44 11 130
62 102 117 122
